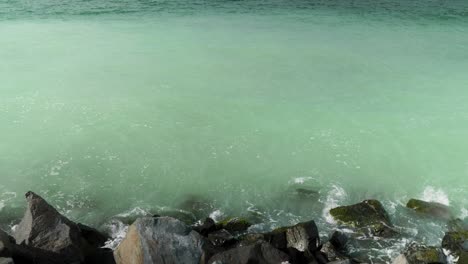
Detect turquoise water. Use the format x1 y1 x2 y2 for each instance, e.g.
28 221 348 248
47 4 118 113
1 0 468 261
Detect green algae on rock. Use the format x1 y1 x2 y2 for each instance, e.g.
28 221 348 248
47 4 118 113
217 217 252 233
329 200 396 237
393 243 447 264
406 199 452 220
442 230 468 257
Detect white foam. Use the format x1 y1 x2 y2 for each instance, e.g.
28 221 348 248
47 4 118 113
116 207 151 218
460 208 468 220
443 249 459 264
209 209 224 222
421 186 449 205
103 220 129 250
322 184 347 224
290 176 314 185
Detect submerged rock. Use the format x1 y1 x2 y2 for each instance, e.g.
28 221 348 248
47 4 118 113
406 199 452 220
178 194 215 220
153 210 198 225
329 200 396 237
393 243 447 264
13 191 90 263
207 241 290 264
447 218 468 232
442 230 468 257
114 216 206 264
217 217 252 233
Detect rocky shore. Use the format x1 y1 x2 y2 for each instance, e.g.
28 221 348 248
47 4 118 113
0 191 466 264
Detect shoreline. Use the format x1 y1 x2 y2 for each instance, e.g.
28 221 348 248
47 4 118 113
0 191 466 264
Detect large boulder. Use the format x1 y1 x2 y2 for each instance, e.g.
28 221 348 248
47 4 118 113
114 217 207 264
207 241 290 264
392 243 447 264
237 220 320 253
406 199 452 220
329 200 396 237
442 230 468 257
13 191 90 263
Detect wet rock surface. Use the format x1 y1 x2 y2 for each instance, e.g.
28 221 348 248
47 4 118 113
329 200 396 237
1 192 464 264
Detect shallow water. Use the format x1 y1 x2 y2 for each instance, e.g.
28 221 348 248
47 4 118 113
1 0 468 261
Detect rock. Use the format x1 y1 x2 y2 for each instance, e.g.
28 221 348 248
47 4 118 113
0 258 13 264
0 230 13 260
442 230 468 256
114 216 206 264
237 233 266 247
77 223 109 248
293 188 320 200
207 241 290 264
264 220 320 252
329 231 348 250
84 248 116 264
207 229 236 248
394 243 447 264
153 210 198 225
321 241 348 262
284 247 311 263
193 218 217 236
12 191 88 263
217 217 252 233
406 199 452 220
458 251 468 264
329 200 396 237
392 254 409 264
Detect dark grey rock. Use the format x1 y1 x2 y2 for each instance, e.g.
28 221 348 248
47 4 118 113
114 216 206 264
321 241 348 262
12 191 86 263
0 258 14 264
265 220 320 252
329 200 397 237
193 218 217 236
329 231 348 250
207 229 236 248
207 241 290 264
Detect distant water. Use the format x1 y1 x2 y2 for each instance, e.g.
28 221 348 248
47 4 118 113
1 0 468 261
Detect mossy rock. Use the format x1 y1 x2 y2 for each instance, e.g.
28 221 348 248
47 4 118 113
406 199 452 220
458 251 468 264
442 230 468 256
329 200 396 237
403 243 447 264
217 217 252 233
